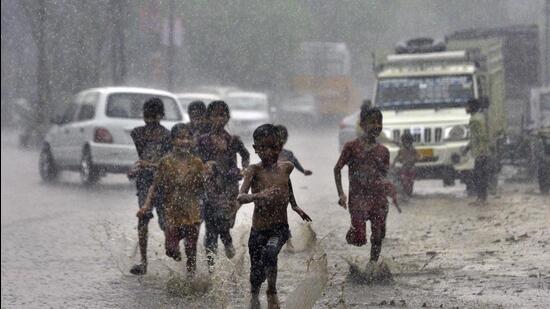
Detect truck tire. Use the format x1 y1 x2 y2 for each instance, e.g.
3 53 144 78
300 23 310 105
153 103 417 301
80 147 100 185
442 168 455 187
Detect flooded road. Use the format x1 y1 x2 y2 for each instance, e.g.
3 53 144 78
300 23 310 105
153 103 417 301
2 127 549 308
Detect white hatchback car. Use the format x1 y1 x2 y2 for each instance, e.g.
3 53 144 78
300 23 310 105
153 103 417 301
39 87 187 184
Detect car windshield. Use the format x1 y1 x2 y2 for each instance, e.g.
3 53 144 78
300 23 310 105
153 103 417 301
375 75 474 110
106 93 181 120
177 98 193 113
226 96 267 111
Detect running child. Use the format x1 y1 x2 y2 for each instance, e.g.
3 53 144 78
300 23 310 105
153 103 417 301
128 98 171 275
137 123 210 277
198 101 250 267
238 124 311 308
334 106 400 262
187 100 210 139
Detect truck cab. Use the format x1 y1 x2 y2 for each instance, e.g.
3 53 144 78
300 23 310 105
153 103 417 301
372 37 505 186
374 49 477 184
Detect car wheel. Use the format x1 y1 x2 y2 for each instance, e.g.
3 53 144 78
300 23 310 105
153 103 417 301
39 145 58 182
80 148 100 185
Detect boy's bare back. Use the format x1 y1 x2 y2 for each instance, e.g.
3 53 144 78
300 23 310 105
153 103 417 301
245 161 294 230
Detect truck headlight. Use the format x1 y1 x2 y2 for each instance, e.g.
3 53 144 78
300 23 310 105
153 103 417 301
444 125 469 141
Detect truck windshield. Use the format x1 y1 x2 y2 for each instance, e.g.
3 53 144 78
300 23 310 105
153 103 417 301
376 75 474 110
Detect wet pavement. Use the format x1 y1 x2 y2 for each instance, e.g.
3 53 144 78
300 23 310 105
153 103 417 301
2 127 549 308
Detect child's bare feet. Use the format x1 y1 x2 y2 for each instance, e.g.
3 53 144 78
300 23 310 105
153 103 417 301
250 293 261 309
285 239 295 252
225 244 236 259
167 250 182 261
266 291 280 309
130 263 147 275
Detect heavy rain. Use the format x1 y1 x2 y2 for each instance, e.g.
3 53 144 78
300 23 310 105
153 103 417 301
1 1 550 308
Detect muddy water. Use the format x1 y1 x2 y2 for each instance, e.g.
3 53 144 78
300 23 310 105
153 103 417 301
2 128 549 308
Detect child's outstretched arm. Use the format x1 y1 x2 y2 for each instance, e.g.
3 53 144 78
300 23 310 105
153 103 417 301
334 146 350 209
236 166 275 204
391 151 401 169
287 151 312 176
288 179 312 221
237 166 255 204
391 190 402 214
236 138 250 168
385 180 402 213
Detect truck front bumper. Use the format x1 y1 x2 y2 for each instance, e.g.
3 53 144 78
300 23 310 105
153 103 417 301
387 141 475 179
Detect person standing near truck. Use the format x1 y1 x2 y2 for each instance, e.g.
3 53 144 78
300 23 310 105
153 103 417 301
464 98 491 205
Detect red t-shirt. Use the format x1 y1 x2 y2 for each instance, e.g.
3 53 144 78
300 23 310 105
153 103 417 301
335 139 390 212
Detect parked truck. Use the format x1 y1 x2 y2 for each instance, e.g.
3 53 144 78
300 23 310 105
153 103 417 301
369 37 504 190
358 25 541 191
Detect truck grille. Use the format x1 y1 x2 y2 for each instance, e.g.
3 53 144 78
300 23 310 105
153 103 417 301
424 128 432 143
390 127 443 144
435 128 442 142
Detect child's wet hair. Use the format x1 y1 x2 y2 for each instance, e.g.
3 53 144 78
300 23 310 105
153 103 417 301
401 131 414 144
143 97 165 118
253 124 280 144
188 101 206 116
466 98 481 111
360 105 382 124
275 125 288 143
170 123 191 140
207 100 230 117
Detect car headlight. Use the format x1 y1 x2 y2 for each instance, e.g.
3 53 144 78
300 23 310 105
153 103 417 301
444 125 469 141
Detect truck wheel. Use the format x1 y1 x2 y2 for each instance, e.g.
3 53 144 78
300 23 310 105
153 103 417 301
39 145 58 182
80 148 100 185
538 165 550 194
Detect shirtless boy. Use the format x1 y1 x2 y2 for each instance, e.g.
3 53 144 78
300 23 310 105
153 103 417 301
238 124 311 308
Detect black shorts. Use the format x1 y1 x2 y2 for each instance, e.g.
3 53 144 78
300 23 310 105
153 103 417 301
248 224 290 288
136 171 165 229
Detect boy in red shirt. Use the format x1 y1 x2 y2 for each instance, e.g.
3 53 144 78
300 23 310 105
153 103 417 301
334 106 400 262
